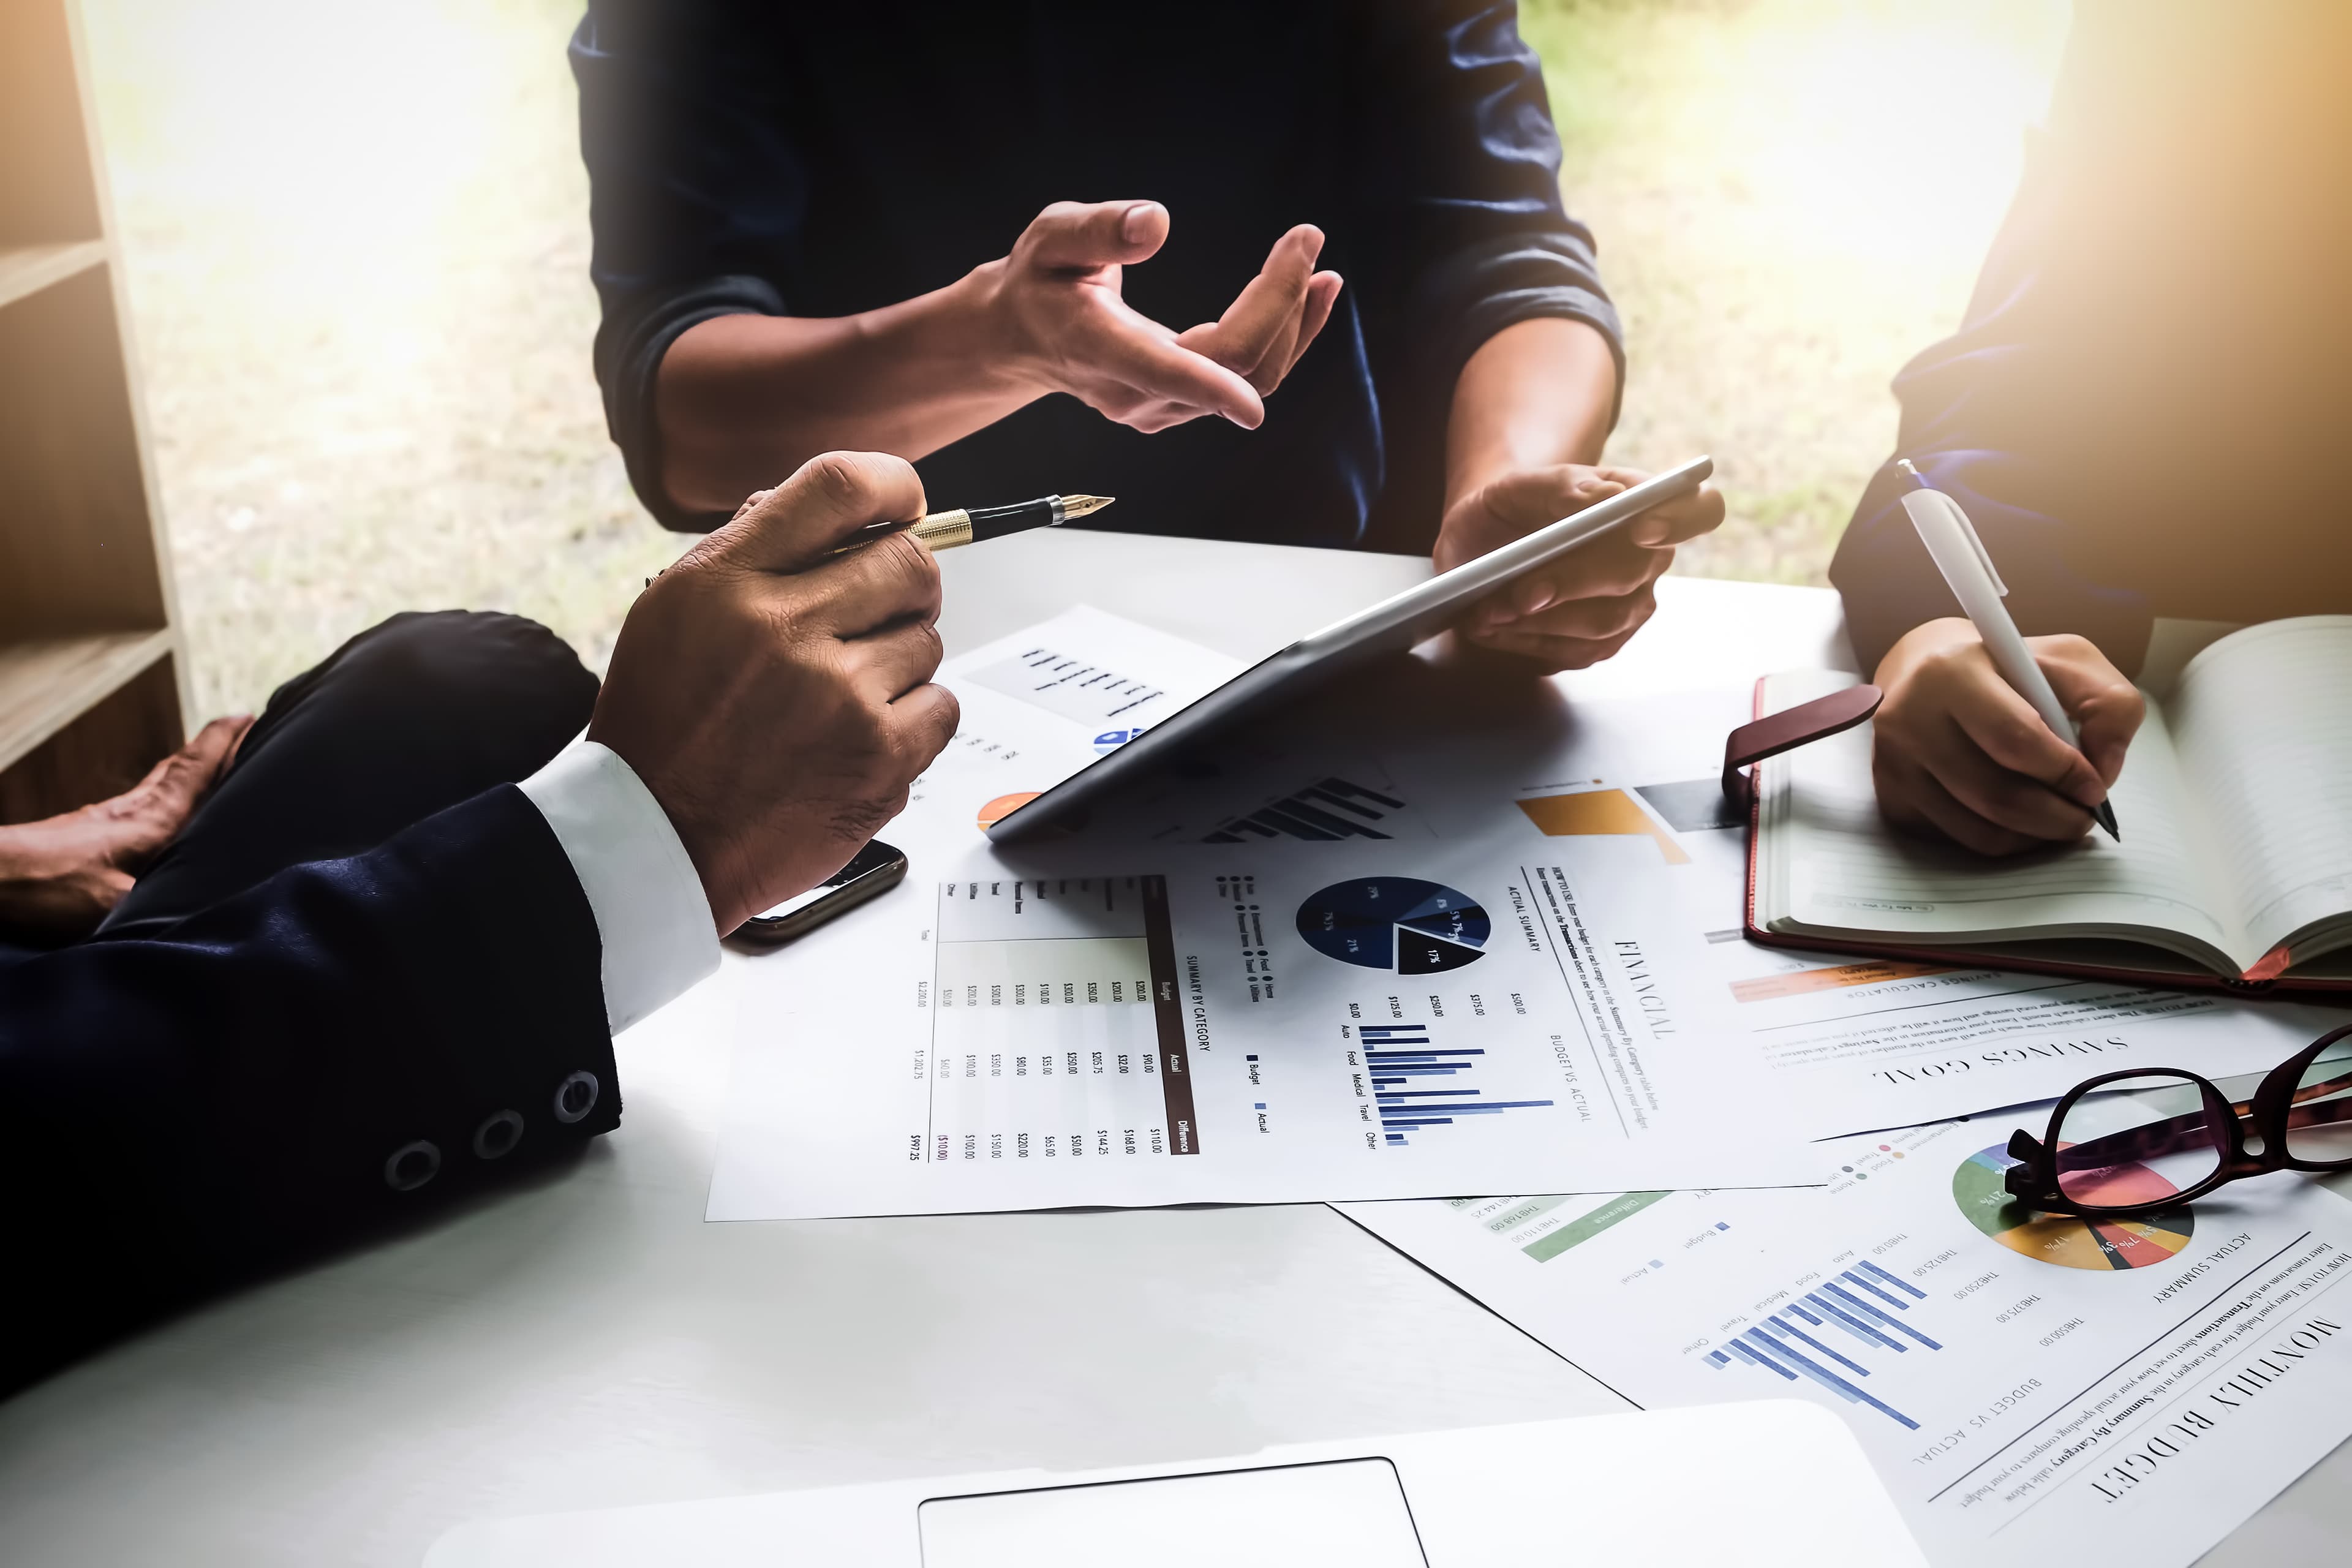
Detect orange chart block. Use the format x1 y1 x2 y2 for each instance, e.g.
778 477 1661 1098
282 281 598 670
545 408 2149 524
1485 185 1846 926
1731 958 1956 1003
1514 788 1689 864
1991 1212 2195 1271
976 792 1041 831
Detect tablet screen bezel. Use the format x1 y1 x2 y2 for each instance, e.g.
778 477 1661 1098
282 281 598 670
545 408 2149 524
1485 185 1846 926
983 455 1712 843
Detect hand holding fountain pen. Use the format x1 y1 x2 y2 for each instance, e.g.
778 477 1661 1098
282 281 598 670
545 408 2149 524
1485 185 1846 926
1896 459 2120 843
648 494 1113 590
827 492 1114 557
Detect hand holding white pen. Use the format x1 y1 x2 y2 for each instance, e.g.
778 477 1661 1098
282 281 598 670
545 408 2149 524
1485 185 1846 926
1894 460 2123 843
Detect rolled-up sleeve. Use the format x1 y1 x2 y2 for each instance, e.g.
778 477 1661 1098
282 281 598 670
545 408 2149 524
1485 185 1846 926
1363 0 1625 417
571 3 797 530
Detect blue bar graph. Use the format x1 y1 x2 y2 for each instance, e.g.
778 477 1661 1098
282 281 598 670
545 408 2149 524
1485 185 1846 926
1858 1259 1927 1298
1703 1253 1943 1428
1361 1030 1551 1145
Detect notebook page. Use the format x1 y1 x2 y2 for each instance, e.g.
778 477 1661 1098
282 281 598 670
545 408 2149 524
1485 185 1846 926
2166 616 2352 962
1763 673 2239 968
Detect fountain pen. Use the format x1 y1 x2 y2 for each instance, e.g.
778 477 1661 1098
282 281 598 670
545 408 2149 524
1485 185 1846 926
829 493 1114 557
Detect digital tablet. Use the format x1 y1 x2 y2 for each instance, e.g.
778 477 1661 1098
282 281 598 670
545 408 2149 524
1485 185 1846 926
985 454 1713 842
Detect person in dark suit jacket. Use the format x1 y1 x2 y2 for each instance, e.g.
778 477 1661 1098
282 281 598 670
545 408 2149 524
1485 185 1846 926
572 0 1725 676
0 453 958 1394
1829 0 2351 856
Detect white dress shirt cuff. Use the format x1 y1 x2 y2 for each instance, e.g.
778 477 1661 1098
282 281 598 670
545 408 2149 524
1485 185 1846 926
518 740 719 1033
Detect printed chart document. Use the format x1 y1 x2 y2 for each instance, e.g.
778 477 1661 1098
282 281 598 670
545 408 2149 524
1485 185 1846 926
897 605 1245 859
1675 806 2342 1134
1340 1109 2352 1568
742 610 2335 1212
1071 668 2339 1134
709 825 1820 1220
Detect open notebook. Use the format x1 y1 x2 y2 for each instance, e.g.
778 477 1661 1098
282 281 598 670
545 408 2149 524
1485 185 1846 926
1748 616 2352 993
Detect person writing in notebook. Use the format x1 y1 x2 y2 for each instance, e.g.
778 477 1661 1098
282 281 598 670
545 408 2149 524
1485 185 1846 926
570 1 1724 674
1830 0 2351 855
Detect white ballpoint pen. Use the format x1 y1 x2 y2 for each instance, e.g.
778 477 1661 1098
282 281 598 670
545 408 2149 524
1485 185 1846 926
1896 459 2121 842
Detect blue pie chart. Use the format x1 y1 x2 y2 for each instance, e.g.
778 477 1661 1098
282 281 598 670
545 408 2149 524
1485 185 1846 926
1296 878 1490 974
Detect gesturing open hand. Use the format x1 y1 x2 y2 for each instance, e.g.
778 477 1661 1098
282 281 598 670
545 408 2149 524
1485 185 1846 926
987 200 1343 435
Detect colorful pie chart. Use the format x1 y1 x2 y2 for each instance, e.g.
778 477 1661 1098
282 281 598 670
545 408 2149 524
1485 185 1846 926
1296 877 1490 974
1952 1143 2195 1271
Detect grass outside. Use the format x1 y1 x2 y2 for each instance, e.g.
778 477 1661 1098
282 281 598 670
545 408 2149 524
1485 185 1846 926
1525 0 2068 581
84 0 2068 717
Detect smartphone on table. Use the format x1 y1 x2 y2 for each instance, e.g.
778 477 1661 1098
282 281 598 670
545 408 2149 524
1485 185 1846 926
735 839 907 944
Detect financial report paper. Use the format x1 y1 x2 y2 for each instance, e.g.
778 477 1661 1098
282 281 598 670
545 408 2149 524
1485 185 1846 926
1099 666 2340 1134
711 609 2336 1215
1339 1115 2352 1568
891 605 1245 861
709 826 1820 1219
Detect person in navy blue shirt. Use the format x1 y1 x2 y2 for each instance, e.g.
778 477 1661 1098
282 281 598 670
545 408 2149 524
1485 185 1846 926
572 1 1724 674
1830 1 2351 856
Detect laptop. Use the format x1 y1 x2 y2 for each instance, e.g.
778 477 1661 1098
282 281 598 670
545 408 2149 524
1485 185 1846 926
426 1401 1922 1566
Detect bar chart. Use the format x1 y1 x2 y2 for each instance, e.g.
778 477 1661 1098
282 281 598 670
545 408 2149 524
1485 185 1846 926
1202 775 1409 843
1702 1257 1942 1428
1362 1023 1555 1147
965 642 1179 725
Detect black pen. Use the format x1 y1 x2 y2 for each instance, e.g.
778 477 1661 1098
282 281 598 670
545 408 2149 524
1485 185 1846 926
829 493 1114 557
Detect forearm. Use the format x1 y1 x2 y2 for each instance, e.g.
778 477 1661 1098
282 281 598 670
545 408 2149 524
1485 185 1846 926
655 263 1041 518
1443 317 1618 508
0 788 616 1389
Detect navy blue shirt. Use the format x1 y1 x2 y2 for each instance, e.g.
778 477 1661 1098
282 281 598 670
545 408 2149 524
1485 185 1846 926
571 1 1621 548
1830 2 2352 675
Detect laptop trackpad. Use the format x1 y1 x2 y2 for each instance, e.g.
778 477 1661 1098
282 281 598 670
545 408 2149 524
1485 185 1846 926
918 1458 1427 1567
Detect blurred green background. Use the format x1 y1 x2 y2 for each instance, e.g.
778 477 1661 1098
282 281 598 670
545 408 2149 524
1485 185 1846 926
83 0 2070 717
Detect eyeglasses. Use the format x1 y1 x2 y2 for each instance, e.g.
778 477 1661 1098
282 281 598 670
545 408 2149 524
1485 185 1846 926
2002 1023 2352 1217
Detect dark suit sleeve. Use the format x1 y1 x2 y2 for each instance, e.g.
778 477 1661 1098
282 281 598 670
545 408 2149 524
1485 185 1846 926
571 2 795 532
0 786 617 1391
1359 0 1625 416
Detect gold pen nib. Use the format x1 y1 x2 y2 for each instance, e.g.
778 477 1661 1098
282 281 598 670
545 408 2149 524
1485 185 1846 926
1058 494 1115 522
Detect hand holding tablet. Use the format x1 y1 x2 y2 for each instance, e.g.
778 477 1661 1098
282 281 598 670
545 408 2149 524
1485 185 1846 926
987 456 1714 842
1440 461 1728 671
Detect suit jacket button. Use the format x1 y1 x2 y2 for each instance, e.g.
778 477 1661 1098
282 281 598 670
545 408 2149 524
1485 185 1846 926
552 1070 600 1124
384 1140 441 1191
472 1109 525 1159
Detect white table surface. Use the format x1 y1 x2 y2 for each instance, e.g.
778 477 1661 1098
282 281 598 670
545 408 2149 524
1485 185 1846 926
0 533 2339 1565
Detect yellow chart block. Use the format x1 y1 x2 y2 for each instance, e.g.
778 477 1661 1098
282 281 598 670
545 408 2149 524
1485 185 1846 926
1515 788 1689 865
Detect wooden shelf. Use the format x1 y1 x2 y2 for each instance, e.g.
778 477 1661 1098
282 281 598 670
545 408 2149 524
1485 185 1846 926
0 628 175 775
0 0 186 820
0 238 105 311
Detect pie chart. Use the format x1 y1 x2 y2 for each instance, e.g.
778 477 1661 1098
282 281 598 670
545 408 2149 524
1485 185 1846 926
1296 877 1490 974
1951 1143 2195 1271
